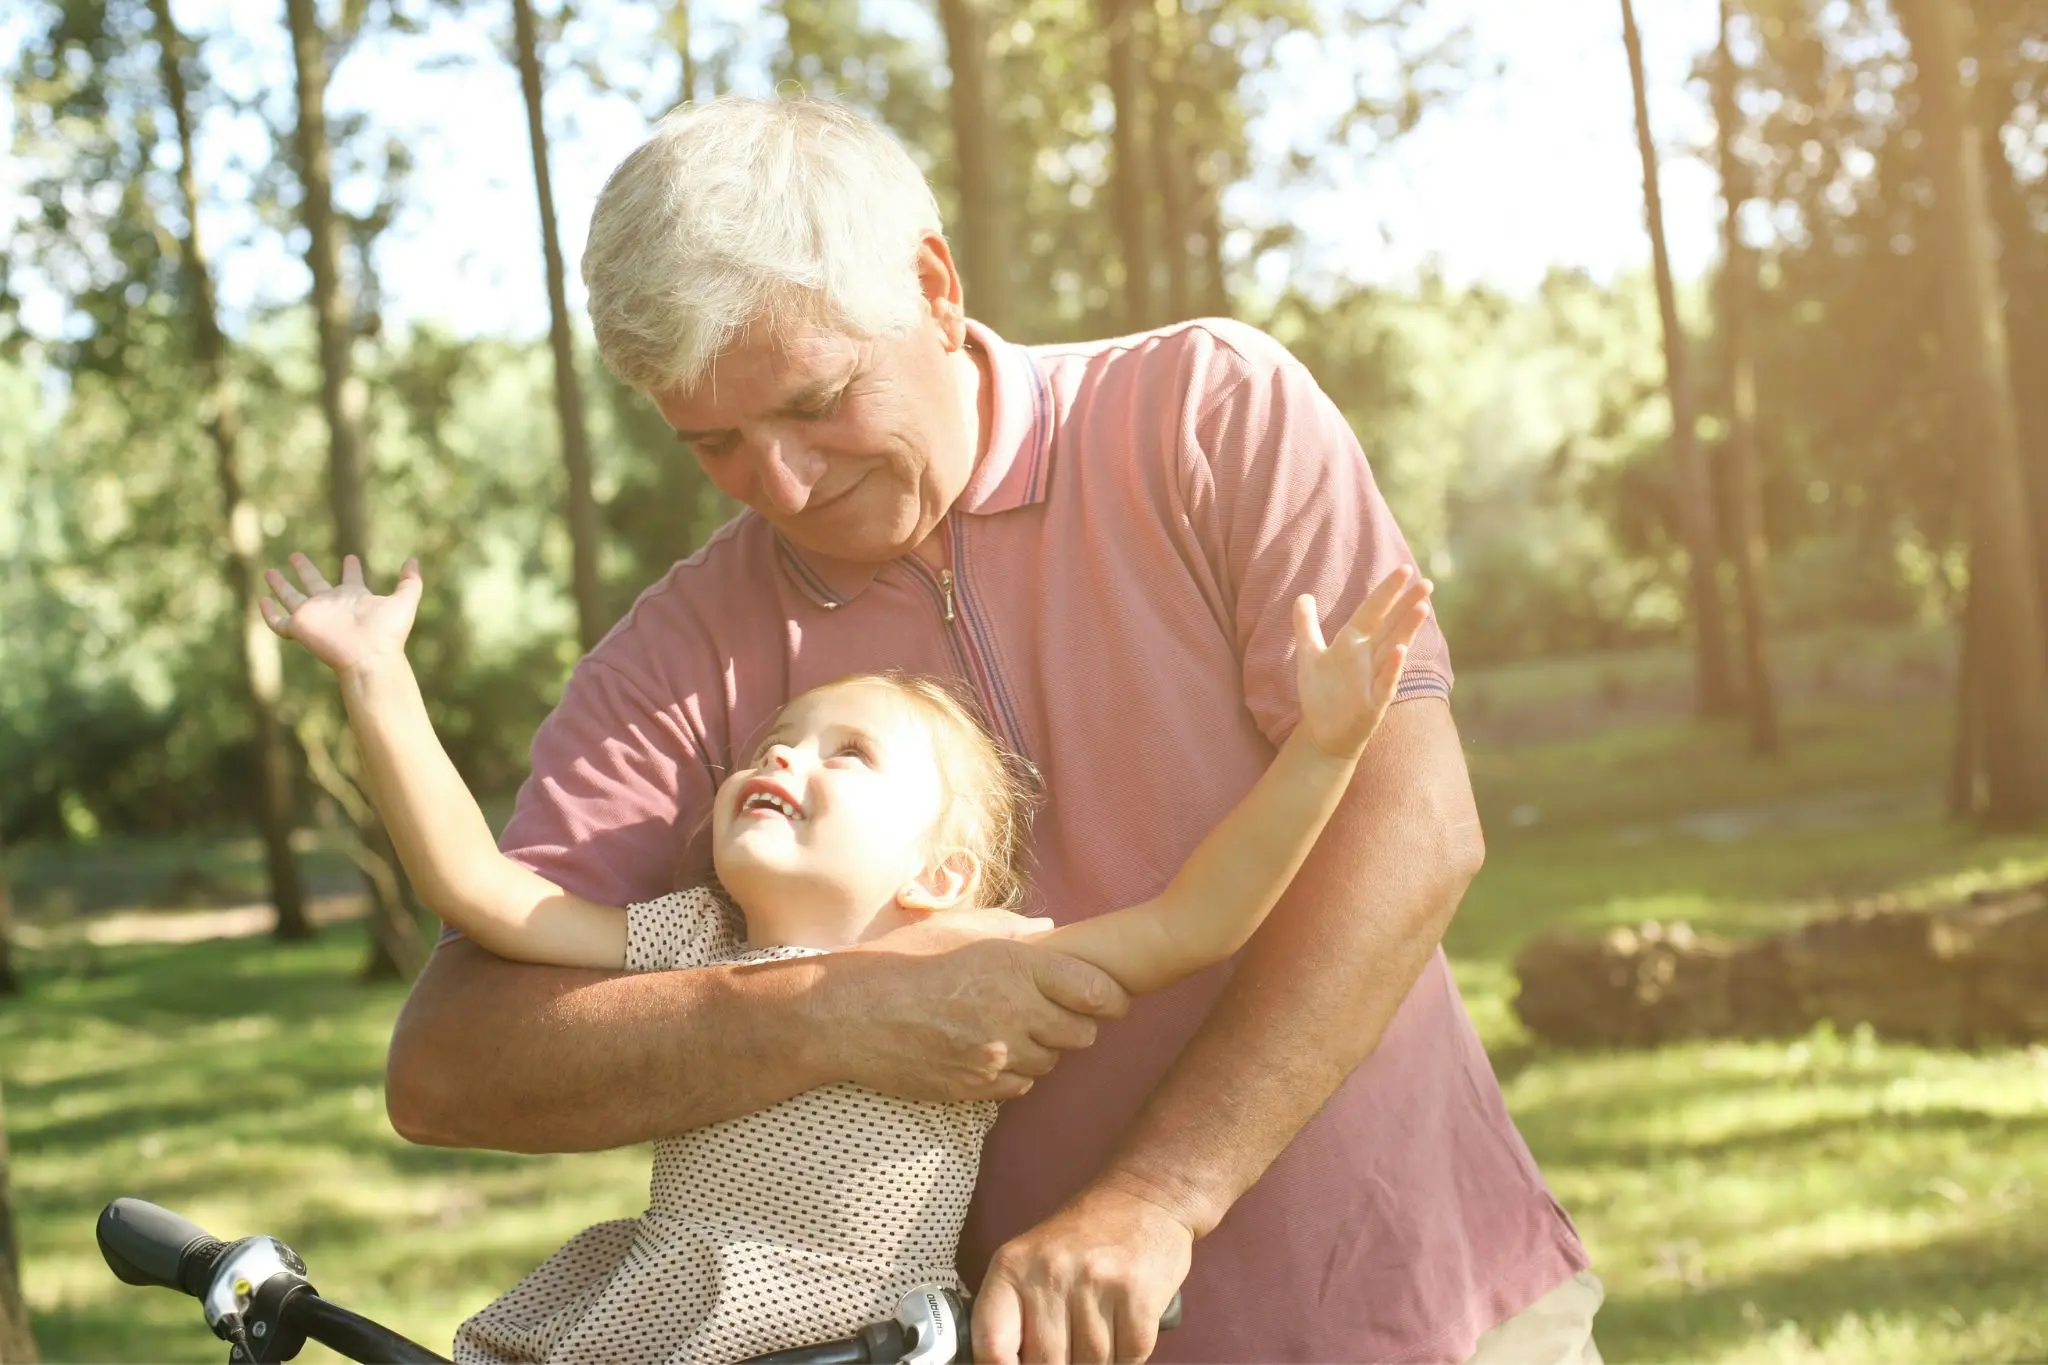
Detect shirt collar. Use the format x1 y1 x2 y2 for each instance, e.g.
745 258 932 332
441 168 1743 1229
774 320 1055 610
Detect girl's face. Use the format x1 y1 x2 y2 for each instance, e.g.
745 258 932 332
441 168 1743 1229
711 680 963 946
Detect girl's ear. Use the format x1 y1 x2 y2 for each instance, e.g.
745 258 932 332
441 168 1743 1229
897 851 981 916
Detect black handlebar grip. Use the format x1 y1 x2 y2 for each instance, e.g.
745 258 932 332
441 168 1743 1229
96 1198 225 1298
1159 1291 1183 1332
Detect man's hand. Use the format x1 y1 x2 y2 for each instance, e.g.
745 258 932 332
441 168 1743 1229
817 913 1131 1102
973 1181 1194 1365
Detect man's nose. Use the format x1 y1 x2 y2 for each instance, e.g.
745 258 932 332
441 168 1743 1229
748 434 825 516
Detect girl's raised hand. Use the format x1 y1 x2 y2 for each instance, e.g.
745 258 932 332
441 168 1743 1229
1290 564 1434 759
259 552 423 677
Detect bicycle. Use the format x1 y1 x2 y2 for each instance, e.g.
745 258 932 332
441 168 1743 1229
97 1196 1181 1364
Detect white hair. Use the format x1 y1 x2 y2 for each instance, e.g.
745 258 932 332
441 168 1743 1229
581 95 945 395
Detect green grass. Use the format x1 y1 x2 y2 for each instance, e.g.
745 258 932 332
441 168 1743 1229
1450 695 2048 1365
6 933 651 1362
8 688 2048 1362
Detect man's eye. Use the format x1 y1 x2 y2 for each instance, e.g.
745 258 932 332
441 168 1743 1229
794 390 846 422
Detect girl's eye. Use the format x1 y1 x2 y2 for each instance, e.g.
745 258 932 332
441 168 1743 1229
836 742 873 763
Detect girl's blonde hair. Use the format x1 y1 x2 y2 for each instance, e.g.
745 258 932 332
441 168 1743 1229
775 673 1038 910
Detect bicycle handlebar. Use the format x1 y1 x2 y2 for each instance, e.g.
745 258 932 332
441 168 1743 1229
742 1288 1183 1365
101 1196 1181 1365
96 1197 449 1364
97 1197 228 1298
288 1295 450 1364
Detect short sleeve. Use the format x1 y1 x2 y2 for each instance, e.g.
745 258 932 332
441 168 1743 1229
497 656 720 908
1188 323 1453 746
624 888 748 972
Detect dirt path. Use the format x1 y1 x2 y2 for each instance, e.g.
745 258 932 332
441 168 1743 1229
14 893 370 948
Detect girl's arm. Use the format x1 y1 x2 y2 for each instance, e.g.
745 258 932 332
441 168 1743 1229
263 554 626 970
1040 568 1432 996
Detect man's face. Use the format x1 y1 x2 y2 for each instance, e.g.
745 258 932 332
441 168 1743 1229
652 313 973 564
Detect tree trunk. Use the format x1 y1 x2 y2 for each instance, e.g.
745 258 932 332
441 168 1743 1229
0 848 16 996
1712 0 1779 756
1976 71 2048 642
1620 0 1737 719
511 0 605 655
1197 151 1230 317
666 0 698 107
283 0 425 979
1896 0 2048 826
285 0 369 571
152 0 313 939
1100 0 1151 332
0 1084 36 1364
1148 0 1192 323
1951 557 1985 818
937 0 1016 336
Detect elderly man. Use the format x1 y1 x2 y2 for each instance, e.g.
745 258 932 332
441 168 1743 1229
385 96 1595 1364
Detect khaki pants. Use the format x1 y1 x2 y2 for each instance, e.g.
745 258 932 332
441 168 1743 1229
1462 1270 1604 1365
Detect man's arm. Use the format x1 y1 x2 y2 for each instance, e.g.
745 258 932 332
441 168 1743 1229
385 915 1130 1152
972 699 1481 1363
388 938 819 1151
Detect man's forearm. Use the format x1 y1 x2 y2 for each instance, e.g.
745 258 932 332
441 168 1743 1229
1093 701 1484 1234
385 936 831 1153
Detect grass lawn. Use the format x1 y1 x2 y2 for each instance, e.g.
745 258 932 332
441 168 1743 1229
7 692 2048 1362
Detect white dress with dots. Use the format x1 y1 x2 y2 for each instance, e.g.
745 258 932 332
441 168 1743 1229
452 888 998 1365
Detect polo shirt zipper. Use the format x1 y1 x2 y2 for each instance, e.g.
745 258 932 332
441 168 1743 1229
904 555 976 680
903 525 1033 769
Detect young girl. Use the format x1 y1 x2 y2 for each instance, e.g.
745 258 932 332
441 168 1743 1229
261 551 1432 1365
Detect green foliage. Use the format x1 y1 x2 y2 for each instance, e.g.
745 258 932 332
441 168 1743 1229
4 0 2041 840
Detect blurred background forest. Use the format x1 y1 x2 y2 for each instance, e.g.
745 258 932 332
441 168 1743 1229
3 0 2048 1360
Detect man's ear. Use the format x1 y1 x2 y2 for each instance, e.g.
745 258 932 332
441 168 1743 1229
915 232 968 349
897 850 980 915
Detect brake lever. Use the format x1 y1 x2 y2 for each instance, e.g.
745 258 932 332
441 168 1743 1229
894 1285 965 1365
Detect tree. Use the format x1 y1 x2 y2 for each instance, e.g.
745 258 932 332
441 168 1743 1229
1894 0 2048 824
282 0 427 978
1148 0 1193 322
8 0 320 855
0 1082 35 1364
667 0 699 106
937 0 1017 334
1100 0 1151 331
1971 0 2048 637
1620 0 1737 717
773 0 944 159
1712 0 1779 755
509 0 604 654
148 0 313 936
0 851 15 997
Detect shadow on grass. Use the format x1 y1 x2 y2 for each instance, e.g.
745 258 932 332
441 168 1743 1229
1557 1105 2048 1170
28 1291 222 1365
1596 1220 2048 1364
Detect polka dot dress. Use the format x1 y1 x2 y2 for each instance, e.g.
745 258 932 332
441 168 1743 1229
452 889 998 1365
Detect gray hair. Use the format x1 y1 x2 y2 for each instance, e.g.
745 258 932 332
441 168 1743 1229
581 95 945 395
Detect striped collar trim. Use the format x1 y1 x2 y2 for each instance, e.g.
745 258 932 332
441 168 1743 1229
775 321 1055 610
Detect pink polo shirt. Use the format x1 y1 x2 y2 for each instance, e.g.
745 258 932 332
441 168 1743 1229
496 319 1586 1362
